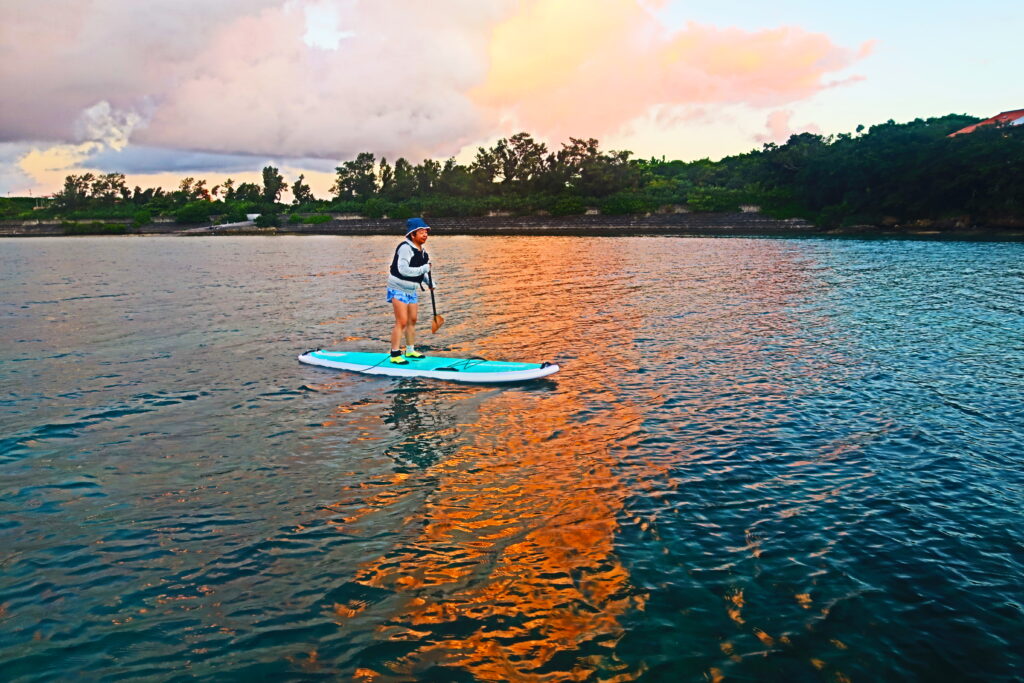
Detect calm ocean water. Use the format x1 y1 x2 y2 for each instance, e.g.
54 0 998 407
1 235 1022 681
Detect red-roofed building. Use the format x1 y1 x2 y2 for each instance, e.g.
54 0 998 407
949 109 1024 136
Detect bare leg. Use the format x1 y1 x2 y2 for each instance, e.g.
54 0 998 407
404 303 419 350
391 300 409 351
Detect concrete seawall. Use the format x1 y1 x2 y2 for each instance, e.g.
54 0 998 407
0 213 819 238
3 212 1021 240
280 212 820 237
0 222 179 237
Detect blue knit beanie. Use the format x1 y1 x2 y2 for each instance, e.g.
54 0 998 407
405 217 430 236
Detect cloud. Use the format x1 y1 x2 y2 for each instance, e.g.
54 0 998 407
0 0 510 162
73 101 141 150
303 0 355 49
474 0 870 140
86 146 286 175
1 0 867 187
754 109 822 144
0 0 282 143
6 100 148 194
0 143 38 195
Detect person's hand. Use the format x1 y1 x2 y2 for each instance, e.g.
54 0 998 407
422 262 431 274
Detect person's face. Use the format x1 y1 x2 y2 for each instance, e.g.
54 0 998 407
411 228 429 245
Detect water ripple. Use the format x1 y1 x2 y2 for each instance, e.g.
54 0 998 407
0 236 1021 681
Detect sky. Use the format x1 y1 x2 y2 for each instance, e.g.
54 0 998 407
1 0 1020 199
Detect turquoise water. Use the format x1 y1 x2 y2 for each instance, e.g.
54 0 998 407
1 235 1022 681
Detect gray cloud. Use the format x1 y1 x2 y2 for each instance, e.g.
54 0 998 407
87 145 339 174
0 0 282 141
0 0 511 161
2 0 866 191
0 143 37 195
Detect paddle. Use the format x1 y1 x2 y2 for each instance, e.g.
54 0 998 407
427 272 444 333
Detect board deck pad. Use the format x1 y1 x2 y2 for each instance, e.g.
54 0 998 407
298 349 560 383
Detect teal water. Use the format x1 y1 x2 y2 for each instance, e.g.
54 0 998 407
1 235 1022 681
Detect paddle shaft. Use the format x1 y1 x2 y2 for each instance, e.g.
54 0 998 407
428 273 438 315
427 272 444 333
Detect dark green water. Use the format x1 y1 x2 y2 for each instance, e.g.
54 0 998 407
1 235 1022 681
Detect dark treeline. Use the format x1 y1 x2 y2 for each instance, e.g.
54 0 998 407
5 113 1022 228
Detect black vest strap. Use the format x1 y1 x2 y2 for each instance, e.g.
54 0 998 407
390 242 429 285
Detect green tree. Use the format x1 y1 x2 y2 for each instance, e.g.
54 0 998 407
175 201 214 224
262 165 285 203
388 157 416 201
55 173 95 208
470 146 500 194
234 182 262 203
551 138 639 197
493 138 516 189
350 153 378 198
291 174 315 205
414 159 441 195
330 164 353 200
90 173 128 202
175 177 210 204
254 212 279 227
437 157 473 196
507 132 548 187
331 152 377 200
379 157 394 196
40 115 1021 228
491 132 548 191
131 186 165 205
550 196 587 216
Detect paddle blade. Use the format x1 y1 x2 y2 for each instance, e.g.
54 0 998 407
431 314 445 333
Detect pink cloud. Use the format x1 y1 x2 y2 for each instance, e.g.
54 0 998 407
754 110 822 144
474 3 870 141
132 3 502 160
0 0 869 166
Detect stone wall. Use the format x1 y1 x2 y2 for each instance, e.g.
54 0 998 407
0 222 66 236
0 221 181 236
5 213 1020 240
281 212 820 237
0 213 819 238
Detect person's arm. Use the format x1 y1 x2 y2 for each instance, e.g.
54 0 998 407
423 251 435 288
395 243 430 278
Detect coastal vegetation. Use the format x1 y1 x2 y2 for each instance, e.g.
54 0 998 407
4 113 1022 230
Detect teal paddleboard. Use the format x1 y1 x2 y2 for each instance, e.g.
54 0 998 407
298 349 559 383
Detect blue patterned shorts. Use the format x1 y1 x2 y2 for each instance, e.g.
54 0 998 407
386 287 418 305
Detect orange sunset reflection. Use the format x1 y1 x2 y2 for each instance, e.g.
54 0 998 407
316 236 849 680
321 237 660 680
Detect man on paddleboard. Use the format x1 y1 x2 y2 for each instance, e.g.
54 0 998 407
386 217 433 364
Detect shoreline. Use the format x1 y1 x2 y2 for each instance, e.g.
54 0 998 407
2 212 1022 242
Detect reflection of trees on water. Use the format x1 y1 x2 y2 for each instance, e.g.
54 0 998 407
380 381 481 470
380 377 558 470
